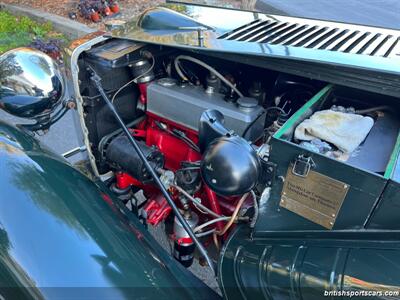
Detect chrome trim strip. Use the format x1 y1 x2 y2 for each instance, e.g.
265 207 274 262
70 35 109 177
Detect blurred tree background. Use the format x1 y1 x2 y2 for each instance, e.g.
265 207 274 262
241 0 257 10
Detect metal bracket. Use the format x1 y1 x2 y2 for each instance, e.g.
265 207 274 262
62 145 87 159
263 161 277 187
178 26 210 47
292 154 315 177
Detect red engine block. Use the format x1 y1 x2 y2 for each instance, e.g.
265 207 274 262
144 113 201 170
113 87 250 232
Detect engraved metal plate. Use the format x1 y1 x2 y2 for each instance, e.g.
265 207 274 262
280 165 350 229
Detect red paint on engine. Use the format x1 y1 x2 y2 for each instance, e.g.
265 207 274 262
136 83 200 168
143 194 172 226
138 82 149 104
145 113 201 170
115 171 137 190
116 83 236 235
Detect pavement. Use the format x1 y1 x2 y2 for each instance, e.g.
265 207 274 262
0 2 94 161
0 110 82 163
256 0 400 30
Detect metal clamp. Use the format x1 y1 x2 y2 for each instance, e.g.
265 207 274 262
62 145 87 159
178 26 210 47
292 154 315 177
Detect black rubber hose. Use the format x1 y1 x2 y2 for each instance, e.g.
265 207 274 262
89 71 216 276
20 106 69 131
241 111 266 139
49 106 69 124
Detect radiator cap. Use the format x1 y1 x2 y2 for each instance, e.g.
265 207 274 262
237 97 258 111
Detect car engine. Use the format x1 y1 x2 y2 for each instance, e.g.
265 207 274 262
77 39 320 267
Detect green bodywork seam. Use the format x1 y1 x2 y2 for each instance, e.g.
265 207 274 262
384 130 400 179
274 84 334 139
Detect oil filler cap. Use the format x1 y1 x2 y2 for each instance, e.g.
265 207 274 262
237 97 258 111
157 78 177 87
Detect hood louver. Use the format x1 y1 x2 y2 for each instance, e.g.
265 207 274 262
219 17 400 58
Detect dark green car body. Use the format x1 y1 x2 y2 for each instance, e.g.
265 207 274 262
0 120 218 299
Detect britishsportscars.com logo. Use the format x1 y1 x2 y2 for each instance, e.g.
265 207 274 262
324 290 400 298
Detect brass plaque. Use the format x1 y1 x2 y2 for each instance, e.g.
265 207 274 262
280 165 350 229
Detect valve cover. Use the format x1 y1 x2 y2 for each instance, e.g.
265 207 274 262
146 78 266 141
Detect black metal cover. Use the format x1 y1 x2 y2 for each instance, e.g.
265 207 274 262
201 135 260 196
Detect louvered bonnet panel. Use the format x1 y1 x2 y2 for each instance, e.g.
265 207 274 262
219 16 400 58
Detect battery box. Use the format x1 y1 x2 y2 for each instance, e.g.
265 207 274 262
256 84 400 232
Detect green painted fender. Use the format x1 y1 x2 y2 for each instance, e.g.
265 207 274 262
0 120 219 299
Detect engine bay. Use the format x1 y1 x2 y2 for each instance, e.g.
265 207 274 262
76 38 400 271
